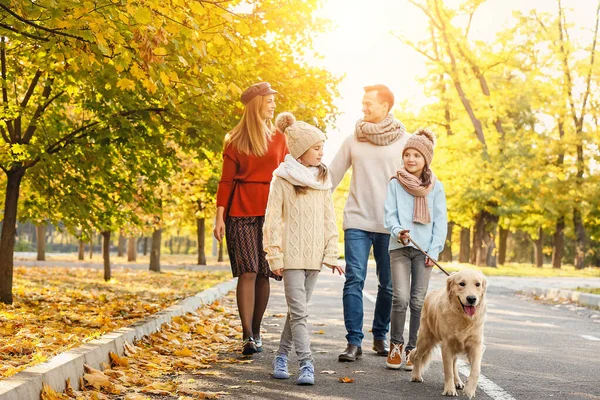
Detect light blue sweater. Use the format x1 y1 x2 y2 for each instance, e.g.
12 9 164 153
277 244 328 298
383 178 448 261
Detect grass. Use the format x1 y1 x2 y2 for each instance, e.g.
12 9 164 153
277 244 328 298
574 287 600 295
14 252 229 267
443 261 600 278
14 249 600 278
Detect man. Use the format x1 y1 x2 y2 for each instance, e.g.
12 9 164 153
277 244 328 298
329 84 409 362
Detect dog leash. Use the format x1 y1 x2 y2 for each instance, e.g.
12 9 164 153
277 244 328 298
405 237 451 277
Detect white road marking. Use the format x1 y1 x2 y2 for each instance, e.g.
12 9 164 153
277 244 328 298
458 361 517 400
580 334 600 341
363 290 376 303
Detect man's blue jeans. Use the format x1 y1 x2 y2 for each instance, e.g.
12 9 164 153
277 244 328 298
343 229 393 347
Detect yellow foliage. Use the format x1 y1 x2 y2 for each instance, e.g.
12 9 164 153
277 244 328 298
0 267 227 378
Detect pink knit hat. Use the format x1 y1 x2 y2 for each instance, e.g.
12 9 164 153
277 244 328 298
403 129 435 166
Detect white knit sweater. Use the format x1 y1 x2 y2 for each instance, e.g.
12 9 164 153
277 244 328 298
263 157 339 271
329 133 409 233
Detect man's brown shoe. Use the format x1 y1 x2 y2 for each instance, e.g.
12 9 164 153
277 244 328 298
373 339 389 356
338 344 362 362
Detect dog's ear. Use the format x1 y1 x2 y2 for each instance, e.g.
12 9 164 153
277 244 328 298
446 273 455 298
481 274 488 293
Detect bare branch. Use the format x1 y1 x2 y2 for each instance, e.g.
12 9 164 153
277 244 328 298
19 69 42 108
578 0 600 128
407 0 442 30
0 123 10 143
0 36 15 140
22 77 54 143
0 21 50 41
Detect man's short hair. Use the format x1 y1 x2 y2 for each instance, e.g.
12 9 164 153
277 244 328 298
363 84 394 110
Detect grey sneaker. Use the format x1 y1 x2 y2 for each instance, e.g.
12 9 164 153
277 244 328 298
272 354 290 379
296 360 315 385
255 337 263 353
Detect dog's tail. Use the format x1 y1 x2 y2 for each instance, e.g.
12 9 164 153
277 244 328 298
410 344 436 373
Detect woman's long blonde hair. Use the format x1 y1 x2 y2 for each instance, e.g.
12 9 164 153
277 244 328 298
224 95 274 156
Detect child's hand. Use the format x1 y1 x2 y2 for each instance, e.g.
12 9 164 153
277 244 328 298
425 257 435 267
398 229 410 245
272 268 283 277
324 263 345 275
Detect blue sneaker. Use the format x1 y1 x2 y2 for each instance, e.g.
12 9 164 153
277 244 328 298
272 354 289 379
296 361 314 385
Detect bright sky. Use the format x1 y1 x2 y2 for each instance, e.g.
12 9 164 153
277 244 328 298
310 0 598 163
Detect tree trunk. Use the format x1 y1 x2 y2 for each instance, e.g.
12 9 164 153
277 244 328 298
78 240 85 260
89 239 94 259
498 227 509 266
459 227 470 263
102 231 111 281
440 222 454 262
127 236 137 262
36 224 46 261
117 232 126 257
150 228 162 272
573 208 586 269
0 167 26 304
218 240 224 262
486 229 497 268
143 237 148 256
472 210 498 267
552 217 565 269
197 217 207 265
471 215 482 265
532 227 544 268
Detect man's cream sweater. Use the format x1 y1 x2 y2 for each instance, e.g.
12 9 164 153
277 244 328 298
263 177 339 271
329 133 409 234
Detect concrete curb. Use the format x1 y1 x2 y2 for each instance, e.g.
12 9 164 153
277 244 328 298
522 287 600 309
0 278 238 400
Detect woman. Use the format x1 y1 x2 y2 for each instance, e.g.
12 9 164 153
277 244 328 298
214 82 288 355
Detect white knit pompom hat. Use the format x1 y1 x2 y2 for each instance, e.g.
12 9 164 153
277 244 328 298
275 112 326 159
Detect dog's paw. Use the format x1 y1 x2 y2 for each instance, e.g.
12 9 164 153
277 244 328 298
442 387 458 396
455 379 465 390
463 381 477 398
410 374 423 383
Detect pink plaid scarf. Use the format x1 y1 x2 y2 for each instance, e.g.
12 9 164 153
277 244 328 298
394 168 436 224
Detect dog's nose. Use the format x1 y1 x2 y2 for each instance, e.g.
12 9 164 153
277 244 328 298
467 296 477 305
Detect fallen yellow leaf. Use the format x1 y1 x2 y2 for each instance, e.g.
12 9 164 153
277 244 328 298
174 347 194 357
40 383 70 400
109 351 129 367
83 364 110 390
339 376 355 383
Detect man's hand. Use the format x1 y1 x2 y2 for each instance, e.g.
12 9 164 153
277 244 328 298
324 263 345 275
425 257 435 267
272 268 283 277
398 229 410 245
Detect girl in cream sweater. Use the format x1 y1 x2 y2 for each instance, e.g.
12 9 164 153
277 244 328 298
263 112 344 386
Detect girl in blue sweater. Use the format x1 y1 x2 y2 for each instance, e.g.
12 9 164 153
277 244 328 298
383 129 447 371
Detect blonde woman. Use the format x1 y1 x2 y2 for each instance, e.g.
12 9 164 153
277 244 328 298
214 82 288 355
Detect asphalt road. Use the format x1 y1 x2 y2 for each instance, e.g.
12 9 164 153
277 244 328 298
186 269 600 400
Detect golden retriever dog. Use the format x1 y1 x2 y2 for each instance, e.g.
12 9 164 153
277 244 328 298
409 269 487 399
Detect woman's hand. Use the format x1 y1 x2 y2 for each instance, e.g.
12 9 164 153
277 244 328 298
324 263 345 275
213 207 226 242
272 268 283 277
398 229 410 245
425 257 435 267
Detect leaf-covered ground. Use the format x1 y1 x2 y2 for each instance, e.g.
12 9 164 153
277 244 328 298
41 295 246 400
0 266 229 378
